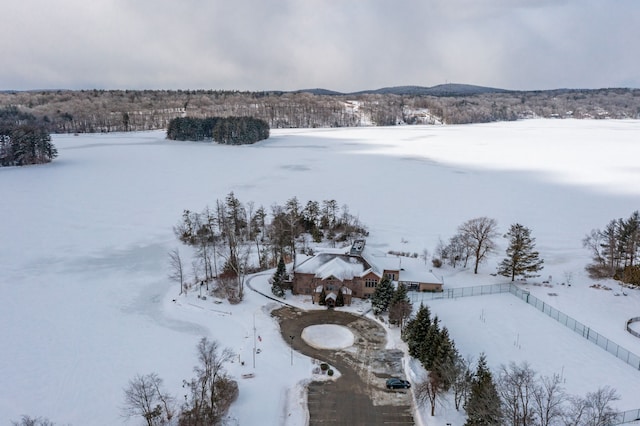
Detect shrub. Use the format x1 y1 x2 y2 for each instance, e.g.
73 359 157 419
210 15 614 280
432 258 443 268
320 363 329 371
327 369 334 376
622 265 640 286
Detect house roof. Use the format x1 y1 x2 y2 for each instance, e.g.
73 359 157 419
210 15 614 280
295 242 442 286
361 246 443 285
295 252 368 281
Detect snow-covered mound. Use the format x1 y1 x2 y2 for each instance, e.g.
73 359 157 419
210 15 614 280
302 325 355 349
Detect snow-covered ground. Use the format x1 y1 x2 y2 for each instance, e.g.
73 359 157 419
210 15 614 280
1 119 640 425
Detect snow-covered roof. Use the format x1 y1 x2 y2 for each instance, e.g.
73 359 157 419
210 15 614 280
295 253 367 281
361 246 442 284
296 243 441 285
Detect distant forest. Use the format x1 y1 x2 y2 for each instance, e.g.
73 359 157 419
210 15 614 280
0 85 638 134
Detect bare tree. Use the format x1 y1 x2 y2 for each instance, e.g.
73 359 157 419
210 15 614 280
11 416 56 426
533 374 566 426
582 386 620 426
420 248 430 265
458 217 499 274
174 209 217 282
444 233 473 268
561 386 619 426
181 337 236 425
122 373 175 426
168 248 186 295
498 362 537 426
216 197 249 301
563 394 588 426
451 355 474 410
416 371 444 416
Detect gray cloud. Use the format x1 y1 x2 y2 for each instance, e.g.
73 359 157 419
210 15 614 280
2 0 638 91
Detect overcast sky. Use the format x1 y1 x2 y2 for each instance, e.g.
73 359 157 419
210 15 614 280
2 0 639 92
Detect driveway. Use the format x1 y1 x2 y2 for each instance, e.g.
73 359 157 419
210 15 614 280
272 306 415 425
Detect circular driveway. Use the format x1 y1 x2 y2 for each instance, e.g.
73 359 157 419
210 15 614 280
272 307 414 425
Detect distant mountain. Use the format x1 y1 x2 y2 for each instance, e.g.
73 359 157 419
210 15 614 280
294 88 344 96
296 83 508 97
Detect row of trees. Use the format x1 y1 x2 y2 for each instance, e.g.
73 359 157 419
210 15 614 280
122 337 237 426
0 107 57 166
583 211 640 284
403 304 474 416
171 194 368 302
435 217 544 281
166 116 270 145
494 362 620 426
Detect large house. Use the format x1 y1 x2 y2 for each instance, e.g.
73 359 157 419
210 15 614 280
292 240 443 306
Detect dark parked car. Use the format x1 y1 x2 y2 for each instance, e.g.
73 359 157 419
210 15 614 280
386 378 411 389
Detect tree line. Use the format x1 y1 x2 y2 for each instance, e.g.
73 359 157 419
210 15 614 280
0 106 57 166
166 116 270 144
1 88 638 134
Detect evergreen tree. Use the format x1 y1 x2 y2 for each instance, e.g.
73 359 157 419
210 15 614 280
389 283 412 328
371 276 394 315
270 256 286 298
422 316 441 370
497 223 544 281
431 327 457 391
336 288 344 307
318 287 327 306
465 353 502 425
402 303 432 359
0 108 57 167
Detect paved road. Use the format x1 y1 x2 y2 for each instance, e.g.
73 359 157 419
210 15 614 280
272 307 415 425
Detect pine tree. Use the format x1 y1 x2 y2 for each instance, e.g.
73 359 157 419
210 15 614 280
465 353 502 425
270 257 286 298
431 327 457 391
422 316 441 370
402 303 432 359
497 223 544 281
336 288 344 307
371 276 394 315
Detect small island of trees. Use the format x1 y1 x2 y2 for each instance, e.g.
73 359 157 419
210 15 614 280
0 107 57 167
167 116 270 144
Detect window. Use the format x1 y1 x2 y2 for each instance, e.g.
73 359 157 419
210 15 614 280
365 278 377 288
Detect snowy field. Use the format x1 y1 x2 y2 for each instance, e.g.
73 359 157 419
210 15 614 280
1 119 640 425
